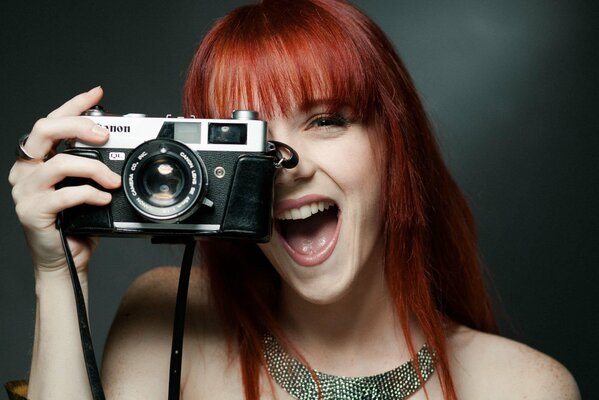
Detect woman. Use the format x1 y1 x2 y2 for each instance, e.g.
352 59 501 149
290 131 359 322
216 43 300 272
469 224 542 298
8 0 579 399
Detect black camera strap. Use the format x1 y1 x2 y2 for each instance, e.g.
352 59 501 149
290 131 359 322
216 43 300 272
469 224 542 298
57 216 196 400
269 140 299 169
57 216 106 400
167 238 196 400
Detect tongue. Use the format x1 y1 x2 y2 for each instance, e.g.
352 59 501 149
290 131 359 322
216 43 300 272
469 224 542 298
282 208 338 255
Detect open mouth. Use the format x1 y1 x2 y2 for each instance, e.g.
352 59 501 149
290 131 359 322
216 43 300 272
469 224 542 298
275 201 341 267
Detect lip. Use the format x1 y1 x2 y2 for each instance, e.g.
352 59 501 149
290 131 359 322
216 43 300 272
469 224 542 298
273 194 342 267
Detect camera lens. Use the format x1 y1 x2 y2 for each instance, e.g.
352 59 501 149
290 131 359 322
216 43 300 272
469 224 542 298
123 139 207 222
140 158 186 207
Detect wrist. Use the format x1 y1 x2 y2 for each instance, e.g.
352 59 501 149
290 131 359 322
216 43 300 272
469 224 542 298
34 264 89 291
31 253 90 274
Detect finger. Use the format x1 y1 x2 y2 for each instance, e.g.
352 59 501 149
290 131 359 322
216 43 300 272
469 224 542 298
24 116 110 159
15 185 112 229
45 185 113 214
47 86 104 119
19 153 121 193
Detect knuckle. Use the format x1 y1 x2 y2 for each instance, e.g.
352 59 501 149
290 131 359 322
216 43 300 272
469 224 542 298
31 117 49 135
86 185 106 200
48 153 71 172
51 152 69 163
52 187 68 204
11 184 22 203
81 184 97 196
14 201 32 224
8 165 20 186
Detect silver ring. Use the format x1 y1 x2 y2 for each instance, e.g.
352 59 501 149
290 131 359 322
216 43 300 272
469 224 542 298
15 134 48 161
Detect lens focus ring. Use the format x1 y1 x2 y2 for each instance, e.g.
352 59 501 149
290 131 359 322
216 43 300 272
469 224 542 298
122 139 207 222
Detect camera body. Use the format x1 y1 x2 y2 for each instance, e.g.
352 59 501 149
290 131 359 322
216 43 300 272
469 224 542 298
60 109 277 242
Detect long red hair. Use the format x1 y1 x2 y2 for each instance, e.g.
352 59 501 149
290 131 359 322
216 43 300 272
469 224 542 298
183 0 497 399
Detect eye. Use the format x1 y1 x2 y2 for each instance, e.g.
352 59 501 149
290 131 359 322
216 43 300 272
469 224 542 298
307 114 350 133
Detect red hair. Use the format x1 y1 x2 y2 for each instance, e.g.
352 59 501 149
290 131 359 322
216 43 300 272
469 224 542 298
183 0 497 399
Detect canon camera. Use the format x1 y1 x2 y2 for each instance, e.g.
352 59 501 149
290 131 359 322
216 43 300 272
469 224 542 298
59 107 289 242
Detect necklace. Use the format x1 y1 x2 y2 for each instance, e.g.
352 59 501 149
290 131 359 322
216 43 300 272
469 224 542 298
264 333 436 400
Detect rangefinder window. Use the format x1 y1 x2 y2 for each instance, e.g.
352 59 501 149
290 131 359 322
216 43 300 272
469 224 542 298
208 123 247 144
174 122 202 144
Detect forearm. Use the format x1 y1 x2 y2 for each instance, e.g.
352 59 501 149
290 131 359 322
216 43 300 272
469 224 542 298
8 87 117 399
28 267 92 400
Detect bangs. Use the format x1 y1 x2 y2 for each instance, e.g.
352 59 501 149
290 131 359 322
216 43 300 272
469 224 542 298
187 1 379 122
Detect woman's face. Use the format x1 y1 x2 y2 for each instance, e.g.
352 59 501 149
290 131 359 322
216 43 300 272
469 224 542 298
258 104 385 304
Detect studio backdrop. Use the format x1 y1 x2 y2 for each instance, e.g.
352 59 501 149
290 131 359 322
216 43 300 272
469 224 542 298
0 0 596 397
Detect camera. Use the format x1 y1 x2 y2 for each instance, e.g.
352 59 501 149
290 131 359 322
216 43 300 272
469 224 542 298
59 107 280 242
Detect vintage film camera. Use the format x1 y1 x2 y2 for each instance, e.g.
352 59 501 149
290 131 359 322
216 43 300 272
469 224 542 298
60 107 283 242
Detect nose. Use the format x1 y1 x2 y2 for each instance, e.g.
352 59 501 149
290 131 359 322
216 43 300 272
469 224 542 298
269 130 316 187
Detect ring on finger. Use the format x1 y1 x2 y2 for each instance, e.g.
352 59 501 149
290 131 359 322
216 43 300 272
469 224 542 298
15 134 53 161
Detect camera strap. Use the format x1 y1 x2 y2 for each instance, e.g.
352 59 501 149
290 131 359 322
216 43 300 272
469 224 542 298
167 238 196 400
57 215 196 400
57 216 106 400
269 140 299 169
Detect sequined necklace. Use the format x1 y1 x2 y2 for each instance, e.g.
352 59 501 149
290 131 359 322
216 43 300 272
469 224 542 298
264 333 436 400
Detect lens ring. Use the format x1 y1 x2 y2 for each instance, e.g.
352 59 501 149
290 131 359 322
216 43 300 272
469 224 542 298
122 139 207 222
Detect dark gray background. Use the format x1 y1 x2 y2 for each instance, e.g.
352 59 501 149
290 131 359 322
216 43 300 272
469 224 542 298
1 0 597 397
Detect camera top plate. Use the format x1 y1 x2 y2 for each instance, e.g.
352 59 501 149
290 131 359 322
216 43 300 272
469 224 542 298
75 108 268 153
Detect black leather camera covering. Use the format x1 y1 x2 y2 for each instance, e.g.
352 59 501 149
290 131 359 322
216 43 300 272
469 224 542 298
221 155 275 241
58 150 115 234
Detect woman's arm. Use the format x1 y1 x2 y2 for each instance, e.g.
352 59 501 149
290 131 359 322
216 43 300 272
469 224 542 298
29 268 92 399
8 87 121 399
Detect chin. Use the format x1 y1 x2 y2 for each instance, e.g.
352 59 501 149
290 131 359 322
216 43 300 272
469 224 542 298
260 236 360 306
288 271 356 305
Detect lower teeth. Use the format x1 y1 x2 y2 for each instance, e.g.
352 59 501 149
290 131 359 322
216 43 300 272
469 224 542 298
278 206 338 256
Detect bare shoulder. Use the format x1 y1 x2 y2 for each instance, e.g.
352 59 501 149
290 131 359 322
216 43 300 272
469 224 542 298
447 326 580 400
106 265 222 341
102 266 226 399
109 266 212 326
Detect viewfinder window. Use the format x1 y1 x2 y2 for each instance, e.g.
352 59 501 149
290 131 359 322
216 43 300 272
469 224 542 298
208 123 247 144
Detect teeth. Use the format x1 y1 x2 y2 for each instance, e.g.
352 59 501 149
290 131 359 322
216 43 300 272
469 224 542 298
299 204 312 219
311 203 319 214
276 201 335 220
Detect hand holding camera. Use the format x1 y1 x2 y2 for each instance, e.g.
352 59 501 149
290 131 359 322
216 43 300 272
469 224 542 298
9 87 121 273
10 87 296 272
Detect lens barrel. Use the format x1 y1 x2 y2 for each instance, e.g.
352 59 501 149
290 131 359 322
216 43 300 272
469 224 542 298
122 139 207 222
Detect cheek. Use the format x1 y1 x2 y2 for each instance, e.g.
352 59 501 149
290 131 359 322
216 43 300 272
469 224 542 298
327 140 381 197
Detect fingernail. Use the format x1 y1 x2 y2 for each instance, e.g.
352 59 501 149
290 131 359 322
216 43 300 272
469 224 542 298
88 85 102 94
92 124 109 137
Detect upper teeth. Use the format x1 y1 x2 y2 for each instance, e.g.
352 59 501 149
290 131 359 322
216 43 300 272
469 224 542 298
276 201 335 220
